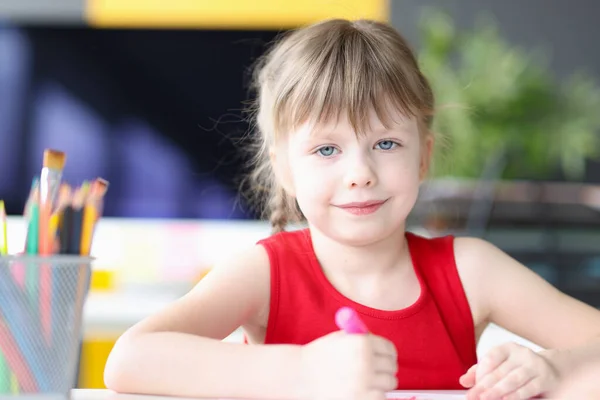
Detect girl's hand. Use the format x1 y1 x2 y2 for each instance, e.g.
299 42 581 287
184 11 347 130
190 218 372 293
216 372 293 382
299 331 398 400
459 342 559 400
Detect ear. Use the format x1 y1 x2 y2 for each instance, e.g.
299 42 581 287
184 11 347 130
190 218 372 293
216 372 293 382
269 147 296 197
419 134 434 182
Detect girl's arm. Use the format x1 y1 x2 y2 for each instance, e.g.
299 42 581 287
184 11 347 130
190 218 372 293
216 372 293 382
455 237 600 397
456 237 600 366
552 361 600 398
103 245 304 400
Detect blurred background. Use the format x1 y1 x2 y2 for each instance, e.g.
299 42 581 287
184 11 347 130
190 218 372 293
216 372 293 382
1 0 599 390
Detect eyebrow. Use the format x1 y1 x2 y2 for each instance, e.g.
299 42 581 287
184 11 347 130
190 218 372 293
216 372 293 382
308 130 338 140
312 126 409 139
304 117 416 141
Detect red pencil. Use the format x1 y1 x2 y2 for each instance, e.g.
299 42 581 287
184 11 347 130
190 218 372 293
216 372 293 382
0 320 38 392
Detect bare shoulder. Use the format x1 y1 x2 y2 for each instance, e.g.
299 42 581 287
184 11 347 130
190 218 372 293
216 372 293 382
191 244 272 327
201 243 270 285
453 236 600 349
126 244 272 340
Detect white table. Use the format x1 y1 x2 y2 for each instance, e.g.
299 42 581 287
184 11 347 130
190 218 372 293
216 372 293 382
70 389 467 400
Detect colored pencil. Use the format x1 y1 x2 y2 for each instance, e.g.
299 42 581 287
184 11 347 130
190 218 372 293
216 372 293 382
25 201 39 304
80 191 99 256
59 206 74 255
91 178 109 221
23 178 39 221
80 206 97 256
0 351 10 393
9 373 19 394
68 188 85 255
39 261 52 345
0 200 7 255
0 321 37 393
0 266 48 390
23 179 39 253
51 184 72 253
69 209 83 255
25 195 39 257
50 185 74 349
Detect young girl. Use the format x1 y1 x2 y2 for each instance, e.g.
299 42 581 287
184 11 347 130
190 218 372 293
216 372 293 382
103 18 600 400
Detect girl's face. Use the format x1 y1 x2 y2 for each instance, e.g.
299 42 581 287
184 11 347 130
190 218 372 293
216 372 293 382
279 108 431 246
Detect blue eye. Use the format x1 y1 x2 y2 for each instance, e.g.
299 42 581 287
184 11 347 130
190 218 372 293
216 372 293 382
376 140 397 150
317 146 338 157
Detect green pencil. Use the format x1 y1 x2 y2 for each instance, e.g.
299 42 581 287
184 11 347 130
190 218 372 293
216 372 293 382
26 203 39 256
26 203 39 304
0 353 9 394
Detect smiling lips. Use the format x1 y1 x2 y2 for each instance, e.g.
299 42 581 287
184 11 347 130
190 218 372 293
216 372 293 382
334 199 387 216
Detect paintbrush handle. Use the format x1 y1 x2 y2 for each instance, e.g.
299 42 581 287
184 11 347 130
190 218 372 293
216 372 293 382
40 168 61 207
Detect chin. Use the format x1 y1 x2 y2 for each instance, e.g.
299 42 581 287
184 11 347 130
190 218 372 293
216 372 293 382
327 220 403 247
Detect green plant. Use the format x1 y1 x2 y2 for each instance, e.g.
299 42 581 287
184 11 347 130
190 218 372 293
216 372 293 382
418 8 600 180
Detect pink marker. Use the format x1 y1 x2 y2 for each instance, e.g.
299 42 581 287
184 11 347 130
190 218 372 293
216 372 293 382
335 306 368 334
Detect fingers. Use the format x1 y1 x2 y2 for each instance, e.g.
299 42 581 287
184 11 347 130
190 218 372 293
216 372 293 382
373 355 398 375
460 364 478 388
480 368 536 400
368 335 397 359
479 358 519 388
502 377 543 400
364 390 389 400
368 336 398 392
476 344 512 380
365 335 397 393
466 343 553 400
467 359 519 400
370 371 398 392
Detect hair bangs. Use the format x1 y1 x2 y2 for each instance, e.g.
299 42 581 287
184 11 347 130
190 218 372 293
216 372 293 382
271 26 427 138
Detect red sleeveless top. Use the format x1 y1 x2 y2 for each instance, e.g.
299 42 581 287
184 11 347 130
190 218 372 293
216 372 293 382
256 228 477 390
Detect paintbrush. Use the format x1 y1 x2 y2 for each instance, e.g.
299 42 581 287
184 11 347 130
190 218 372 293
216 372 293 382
39 150 65 255
40 149 66 207
91 178 109 220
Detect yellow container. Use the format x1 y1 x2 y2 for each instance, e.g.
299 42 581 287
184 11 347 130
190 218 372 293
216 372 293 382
78 336 117 389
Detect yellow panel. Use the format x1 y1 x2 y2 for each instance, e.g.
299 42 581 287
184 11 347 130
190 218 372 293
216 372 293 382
87 0 389 29
90 269 116 292
78 338 117 389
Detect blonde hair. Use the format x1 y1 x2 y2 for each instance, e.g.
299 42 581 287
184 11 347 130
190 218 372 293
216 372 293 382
245 18 435 234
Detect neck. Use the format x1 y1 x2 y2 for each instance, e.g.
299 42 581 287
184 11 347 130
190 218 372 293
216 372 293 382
308 225 410 278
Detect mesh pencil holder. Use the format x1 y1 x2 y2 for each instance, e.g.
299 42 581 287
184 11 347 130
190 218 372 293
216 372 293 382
0 256 92 397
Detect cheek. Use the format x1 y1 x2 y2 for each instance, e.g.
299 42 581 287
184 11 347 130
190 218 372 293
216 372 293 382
380 153 421 187
294 170 329 198
290 160 335 210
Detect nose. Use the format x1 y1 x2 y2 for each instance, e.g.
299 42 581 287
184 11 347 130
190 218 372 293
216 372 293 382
343 151 377 189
